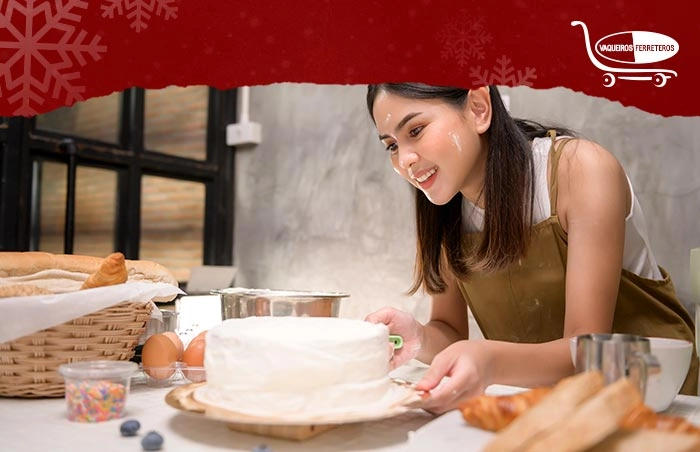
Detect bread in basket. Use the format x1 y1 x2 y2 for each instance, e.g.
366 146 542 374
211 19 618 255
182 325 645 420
0 252 179 397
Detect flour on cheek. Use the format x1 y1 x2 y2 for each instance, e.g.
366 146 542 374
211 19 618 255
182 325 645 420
448 131 462 153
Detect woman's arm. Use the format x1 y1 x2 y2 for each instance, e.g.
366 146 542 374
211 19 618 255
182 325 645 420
417 269 470 363
557 138 630 338
486 138 631 386
489 139 630 385
364 267 469 368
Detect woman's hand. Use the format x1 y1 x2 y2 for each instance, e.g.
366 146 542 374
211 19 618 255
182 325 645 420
365 307 424 369
415 340 491 414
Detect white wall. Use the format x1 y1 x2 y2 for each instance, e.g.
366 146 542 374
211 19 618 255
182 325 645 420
233 84 432 324
233 83 700 332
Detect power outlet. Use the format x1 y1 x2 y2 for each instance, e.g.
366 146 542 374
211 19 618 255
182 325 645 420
226 121 262 146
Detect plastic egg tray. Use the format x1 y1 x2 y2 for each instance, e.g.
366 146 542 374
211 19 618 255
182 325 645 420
137 362 206 387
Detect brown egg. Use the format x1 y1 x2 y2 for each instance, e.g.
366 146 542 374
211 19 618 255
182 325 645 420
162 331 184 360
182 337 205 367
142 333 178 380
191 330 207 344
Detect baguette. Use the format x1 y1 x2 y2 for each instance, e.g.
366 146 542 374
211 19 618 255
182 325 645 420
483 371 605 452
0 251 178 286
522 377 642 452
587 429 700 452
0 284 52 297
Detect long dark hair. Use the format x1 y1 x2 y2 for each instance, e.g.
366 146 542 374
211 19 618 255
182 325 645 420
367 83 575 295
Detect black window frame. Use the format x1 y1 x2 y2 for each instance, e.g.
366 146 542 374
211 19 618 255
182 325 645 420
0 87 237 274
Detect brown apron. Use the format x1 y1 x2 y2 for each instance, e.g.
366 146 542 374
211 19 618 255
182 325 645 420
457 132 698 395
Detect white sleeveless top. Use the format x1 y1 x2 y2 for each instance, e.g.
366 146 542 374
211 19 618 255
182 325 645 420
462 136 663 280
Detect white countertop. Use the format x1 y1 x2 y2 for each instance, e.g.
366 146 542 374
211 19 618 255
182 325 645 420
2 362 700 452
0 370 434 452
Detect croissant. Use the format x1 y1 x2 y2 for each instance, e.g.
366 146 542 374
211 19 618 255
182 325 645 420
80 252 128 289
620 404 700 436
460 387 552 431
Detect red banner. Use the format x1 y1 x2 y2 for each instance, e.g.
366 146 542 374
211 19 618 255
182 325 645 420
0 0 694 117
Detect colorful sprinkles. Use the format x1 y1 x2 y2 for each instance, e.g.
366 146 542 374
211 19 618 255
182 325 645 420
64 379 127 422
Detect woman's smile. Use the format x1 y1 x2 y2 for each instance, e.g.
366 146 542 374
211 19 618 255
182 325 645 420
410 166 438 188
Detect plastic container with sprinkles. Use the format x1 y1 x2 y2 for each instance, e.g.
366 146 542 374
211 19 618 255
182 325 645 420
57 360 138 422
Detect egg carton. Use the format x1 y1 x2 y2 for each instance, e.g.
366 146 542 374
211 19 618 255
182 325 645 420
134 362 206 387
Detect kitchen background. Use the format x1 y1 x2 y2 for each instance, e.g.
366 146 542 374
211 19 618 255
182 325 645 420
33 83 700 337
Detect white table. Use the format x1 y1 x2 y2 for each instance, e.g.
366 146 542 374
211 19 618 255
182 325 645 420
2 363 700 452
0 376 434 452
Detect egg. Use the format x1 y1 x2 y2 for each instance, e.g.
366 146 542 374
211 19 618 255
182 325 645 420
182 337 205 367
181 336 206 382
190 330 207 345
141 333 178 380
162 331 184 361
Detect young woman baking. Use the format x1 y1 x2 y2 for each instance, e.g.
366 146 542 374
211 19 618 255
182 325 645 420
364 83 698 414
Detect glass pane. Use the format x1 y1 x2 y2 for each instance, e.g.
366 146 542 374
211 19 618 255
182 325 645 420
144 86 208 160
35 93 120 143
141 175 204 282
38 161 66 254
38 163 117 258
73 167 117 258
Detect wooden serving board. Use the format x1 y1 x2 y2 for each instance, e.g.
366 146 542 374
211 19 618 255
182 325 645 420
166 383 341 440
165 381 423 441
224 421 339 441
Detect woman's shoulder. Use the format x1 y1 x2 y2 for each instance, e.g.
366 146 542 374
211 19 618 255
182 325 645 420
554 137 630 221
556 137 626 181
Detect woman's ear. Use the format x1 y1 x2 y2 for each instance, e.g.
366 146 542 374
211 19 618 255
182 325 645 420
466 86 492 134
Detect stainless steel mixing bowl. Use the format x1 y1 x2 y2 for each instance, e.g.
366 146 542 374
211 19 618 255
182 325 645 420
214 288 349 319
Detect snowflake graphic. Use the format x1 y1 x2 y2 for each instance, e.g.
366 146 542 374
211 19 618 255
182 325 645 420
101 0 178 33
436 10 492 66
469 55 537 87
0 0 107 116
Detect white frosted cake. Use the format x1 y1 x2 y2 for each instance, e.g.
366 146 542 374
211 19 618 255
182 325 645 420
199 316 394 417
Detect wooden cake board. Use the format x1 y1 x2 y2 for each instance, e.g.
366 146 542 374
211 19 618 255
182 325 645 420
166 381 422 441
224 421 339 440
166 383 340 440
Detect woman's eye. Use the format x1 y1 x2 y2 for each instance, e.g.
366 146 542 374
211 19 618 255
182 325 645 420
385 143 398 153
408 125 424 138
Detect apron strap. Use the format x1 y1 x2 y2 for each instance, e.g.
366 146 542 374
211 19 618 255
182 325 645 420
546 130 570 216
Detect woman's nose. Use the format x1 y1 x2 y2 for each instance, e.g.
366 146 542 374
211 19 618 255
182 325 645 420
398 146 418 170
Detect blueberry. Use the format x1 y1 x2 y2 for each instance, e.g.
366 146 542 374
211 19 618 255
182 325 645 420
252 445 272 452
119 419 140 437
141 431 164 451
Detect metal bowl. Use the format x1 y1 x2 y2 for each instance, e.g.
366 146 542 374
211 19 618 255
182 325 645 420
214 288 349 319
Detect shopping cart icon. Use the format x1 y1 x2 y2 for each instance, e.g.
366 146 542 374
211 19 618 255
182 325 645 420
571 21 677 88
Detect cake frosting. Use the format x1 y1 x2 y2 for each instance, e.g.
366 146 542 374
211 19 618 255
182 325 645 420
198 316 394 417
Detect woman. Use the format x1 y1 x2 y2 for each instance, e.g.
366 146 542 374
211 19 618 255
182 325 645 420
365 83 697 414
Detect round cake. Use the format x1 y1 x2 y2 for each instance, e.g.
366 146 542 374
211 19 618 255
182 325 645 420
198 316 394 417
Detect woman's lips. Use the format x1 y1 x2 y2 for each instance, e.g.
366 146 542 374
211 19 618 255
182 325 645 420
411 166 438 189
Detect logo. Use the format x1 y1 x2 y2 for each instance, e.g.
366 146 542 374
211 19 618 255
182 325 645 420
571 21 678 88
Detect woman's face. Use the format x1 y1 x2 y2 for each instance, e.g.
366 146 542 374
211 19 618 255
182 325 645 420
372 90 488 206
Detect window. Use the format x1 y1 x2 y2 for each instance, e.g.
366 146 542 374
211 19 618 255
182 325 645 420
0 87 237 284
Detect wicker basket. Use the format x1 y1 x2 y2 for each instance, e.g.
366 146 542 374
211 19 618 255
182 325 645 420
0 300 153 398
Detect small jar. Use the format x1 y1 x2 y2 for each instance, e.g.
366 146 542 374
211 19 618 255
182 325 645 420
58 360 138 422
